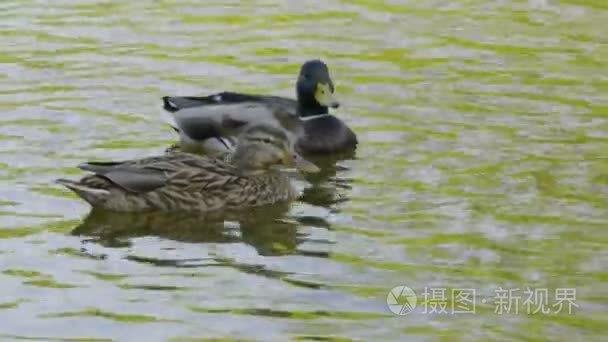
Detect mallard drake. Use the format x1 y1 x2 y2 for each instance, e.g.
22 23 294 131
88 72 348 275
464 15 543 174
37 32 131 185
56 124 320 212
162 59 358 156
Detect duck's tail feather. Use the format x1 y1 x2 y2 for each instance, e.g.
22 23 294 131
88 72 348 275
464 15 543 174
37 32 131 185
162 96 180 112
56 179 110 206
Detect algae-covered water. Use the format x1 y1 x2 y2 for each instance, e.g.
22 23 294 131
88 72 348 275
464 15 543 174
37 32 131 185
0 0 607 341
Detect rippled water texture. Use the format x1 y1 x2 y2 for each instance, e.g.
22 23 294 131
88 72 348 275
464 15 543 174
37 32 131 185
1 0 607 340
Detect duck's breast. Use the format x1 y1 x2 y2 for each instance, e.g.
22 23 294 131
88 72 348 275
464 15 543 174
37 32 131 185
297 115 358 154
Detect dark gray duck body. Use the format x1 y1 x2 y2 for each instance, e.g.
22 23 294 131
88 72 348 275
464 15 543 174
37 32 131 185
162 60 358 155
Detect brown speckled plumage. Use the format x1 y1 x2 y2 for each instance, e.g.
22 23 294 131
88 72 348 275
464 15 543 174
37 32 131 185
57 125 316 212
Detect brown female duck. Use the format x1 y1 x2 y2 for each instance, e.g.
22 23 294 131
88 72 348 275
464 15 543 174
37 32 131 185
57 125 319 212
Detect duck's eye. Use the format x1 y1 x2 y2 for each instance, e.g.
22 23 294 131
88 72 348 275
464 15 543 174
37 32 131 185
261 138 274 144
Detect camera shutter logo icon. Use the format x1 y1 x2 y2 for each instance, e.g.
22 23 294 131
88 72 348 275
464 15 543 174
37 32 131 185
387 286 417 315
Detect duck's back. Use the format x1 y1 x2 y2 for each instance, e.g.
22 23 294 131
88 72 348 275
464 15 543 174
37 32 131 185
297 115 358 154
60 153 297 212
163 92 298 112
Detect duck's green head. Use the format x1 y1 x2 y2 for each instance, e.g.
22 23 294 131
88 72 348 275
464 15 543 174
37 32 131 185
232 124 320 174
296 60 339 116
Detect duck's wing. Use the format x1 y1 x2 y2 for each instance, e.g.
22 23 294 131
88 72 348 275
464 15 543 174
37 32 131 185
162 92 297 112
172 102 303 144
87 167 169 193
77 153 213 194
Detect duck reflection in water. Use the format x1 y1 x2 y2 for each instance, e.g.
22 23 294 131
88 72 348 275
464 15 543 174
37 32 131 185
296 150 355 209
71 203 329 257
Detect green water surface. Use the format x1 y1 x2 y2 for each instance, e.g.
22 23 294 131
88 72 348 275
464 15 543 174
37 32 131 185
0 0 607 341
